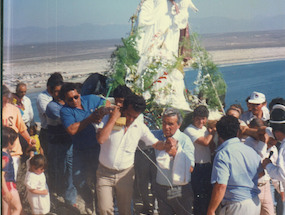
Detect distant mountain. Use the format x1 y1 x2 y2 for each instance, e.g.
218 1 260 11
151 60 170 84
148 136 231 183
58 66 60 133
4 15 285 45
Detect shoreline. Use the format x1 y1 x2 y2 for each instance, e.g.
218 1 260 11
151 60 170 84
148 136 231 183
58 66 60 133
3 46 285 94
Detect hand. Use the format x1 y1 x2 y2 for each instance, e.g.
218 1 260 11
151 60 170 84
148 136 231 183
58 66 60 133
42 189 49 195
257 126 267 135
109 106 121 122
30 138 37 146
165 137 178 157
262 158 271 169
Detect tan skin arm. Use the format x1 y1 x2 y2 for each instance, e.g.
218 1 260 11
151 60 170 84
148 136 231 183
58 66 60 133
207 183 227 215
96 106 121 144
28 188 48 195
20 130 36 146
2 160 12 203
195 128 216 146
67 100 111 136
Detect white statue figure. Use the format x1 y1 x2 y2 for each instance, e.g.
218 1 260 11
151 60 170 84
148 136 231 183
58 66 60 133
133 0 198 111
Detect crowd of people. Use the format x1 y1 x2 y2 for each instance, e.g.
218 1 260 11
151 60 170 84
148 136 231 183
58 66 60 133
2 72 285 215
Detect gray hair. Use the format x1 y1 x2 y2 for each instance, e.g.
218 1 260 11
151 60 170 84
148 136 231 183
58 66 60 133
163 107 183 125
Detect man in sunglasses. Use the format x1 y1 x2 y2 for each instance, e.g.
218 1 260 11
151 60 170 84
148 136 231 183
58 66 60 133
59 82 111 214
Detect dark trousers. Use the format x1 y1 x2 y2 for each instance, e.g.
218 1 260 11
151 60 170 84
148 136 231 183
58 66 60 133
191 163 213 215
155 183 194 215
133 148 157 214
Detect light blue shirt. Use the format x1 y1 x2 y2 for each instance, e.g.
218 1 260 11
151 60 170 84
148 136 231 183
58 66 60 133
153 129 195 186
211 137 261 202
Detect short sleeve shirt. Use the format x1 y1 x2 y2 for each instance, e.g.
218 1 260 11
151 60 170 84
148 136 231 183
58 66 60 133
184 124 211 163
60 94 105 150
211 137 261 202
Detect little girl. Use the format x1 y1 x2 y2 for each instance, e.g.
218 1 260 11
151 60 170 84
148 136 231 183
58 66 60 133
28 123 44 155
25 154 50 215
2 126 22 215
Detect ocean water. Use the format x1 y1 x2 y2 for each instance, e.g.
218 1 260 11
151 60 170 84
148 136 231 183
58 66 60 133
28 60 285 122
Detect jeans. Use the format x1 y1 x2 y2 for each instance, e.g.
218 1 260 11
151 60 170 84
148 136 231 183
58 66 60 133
47 135 77 205
73 146 100 206
133 148 157 214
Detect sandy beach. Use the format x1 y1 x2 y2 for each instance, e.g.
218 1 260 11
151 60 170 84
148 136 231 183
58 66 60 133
3 46 285 93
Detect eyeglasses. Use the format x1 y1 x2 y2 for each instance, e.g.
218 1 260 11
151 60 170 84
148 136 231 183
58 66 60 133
67 95 79 102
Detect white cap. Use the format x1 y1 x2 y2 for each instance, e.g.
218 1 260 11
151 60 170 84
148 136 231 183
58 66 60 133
248 91 266 104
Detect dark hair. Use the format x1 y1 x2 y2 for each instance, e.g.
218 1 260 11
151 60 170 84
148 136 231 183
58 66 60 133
163 108 183 125
2 126 18 147
269 98 285 111
216 115 240 140
30 154 47 170
193 105 209 118
59 82 79 100
47 72 63 87
16 82 27 91
245 96 250 103
113 85 132 98
249 118 265 128
123 94 146 113
229 104 244 114
2 85 11 97
50 79 64 92
28 123 38 135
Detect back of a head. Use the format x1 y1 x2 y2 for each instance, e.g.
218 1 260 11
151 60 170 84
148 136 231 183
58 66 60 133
269 97 285 112
193 105 209 118
30 154 47 169
47 72 63 88
270 103 285 134
113 85 133 98
123 94 146 113
249 118 264 128
2 84 11 97
2 126 18 147
216 115 240 140
59 82 78 101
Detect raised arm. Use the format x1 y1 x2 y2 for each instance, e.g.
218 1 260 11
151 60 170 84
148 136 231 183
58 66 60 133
96 106 121 144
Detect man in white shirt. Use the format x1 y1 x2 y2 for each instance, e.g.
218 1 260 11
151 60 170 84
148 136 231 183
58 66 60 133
12 82 34 127
262 101 285 214
184 105 215 215
241 91 270 125
96 94 165 215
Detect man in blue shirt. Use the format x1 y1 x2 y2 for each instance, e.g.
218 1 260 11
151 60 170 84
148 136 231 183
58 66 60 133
60 82 110 214
152 108 195 215
46 79 77 207
207 115 261 215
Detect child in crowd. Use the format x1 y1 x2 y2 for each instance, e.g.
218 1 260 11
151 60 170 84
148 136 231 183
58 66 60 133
2 126 22 215
28 123 44 155
25 154 50 215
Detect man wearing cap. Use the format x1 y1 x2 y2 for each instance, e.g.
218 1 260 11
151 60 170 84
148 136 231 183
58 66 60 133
241 91 270 125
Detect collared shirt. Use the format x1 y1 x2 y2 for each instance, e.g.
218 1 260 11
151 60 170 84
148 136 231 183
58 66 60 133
12 95 34 127
266 138 285 182
184 124 211 163
36 90 52 129
241 110 270 125
244 136 278 183
153 129 195 186
211 137 261 202
98 115 158 170
60 94 105 150
46 100 67 136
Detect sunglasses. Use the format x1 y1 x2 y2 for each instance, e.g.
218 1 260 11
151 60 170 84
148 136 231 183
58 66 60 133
67 95 79 102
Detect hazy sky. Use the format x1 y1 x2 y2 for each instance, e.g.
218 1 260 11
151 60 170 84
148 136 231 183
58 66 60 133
4 0 285 28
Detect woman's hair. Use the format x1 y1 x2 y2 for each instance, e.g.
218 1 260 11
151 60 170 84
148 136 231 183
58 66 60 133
30 154 47 170
28 123 38 135
2 126 18 147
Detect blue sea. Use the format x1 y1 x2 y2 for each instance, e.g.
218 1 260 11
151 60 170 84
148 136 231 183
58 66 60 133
29 60 285 122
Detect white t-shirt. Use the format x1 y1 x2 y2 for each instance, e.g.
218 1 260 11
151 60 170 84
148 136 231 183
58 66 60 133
184 124 211 163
